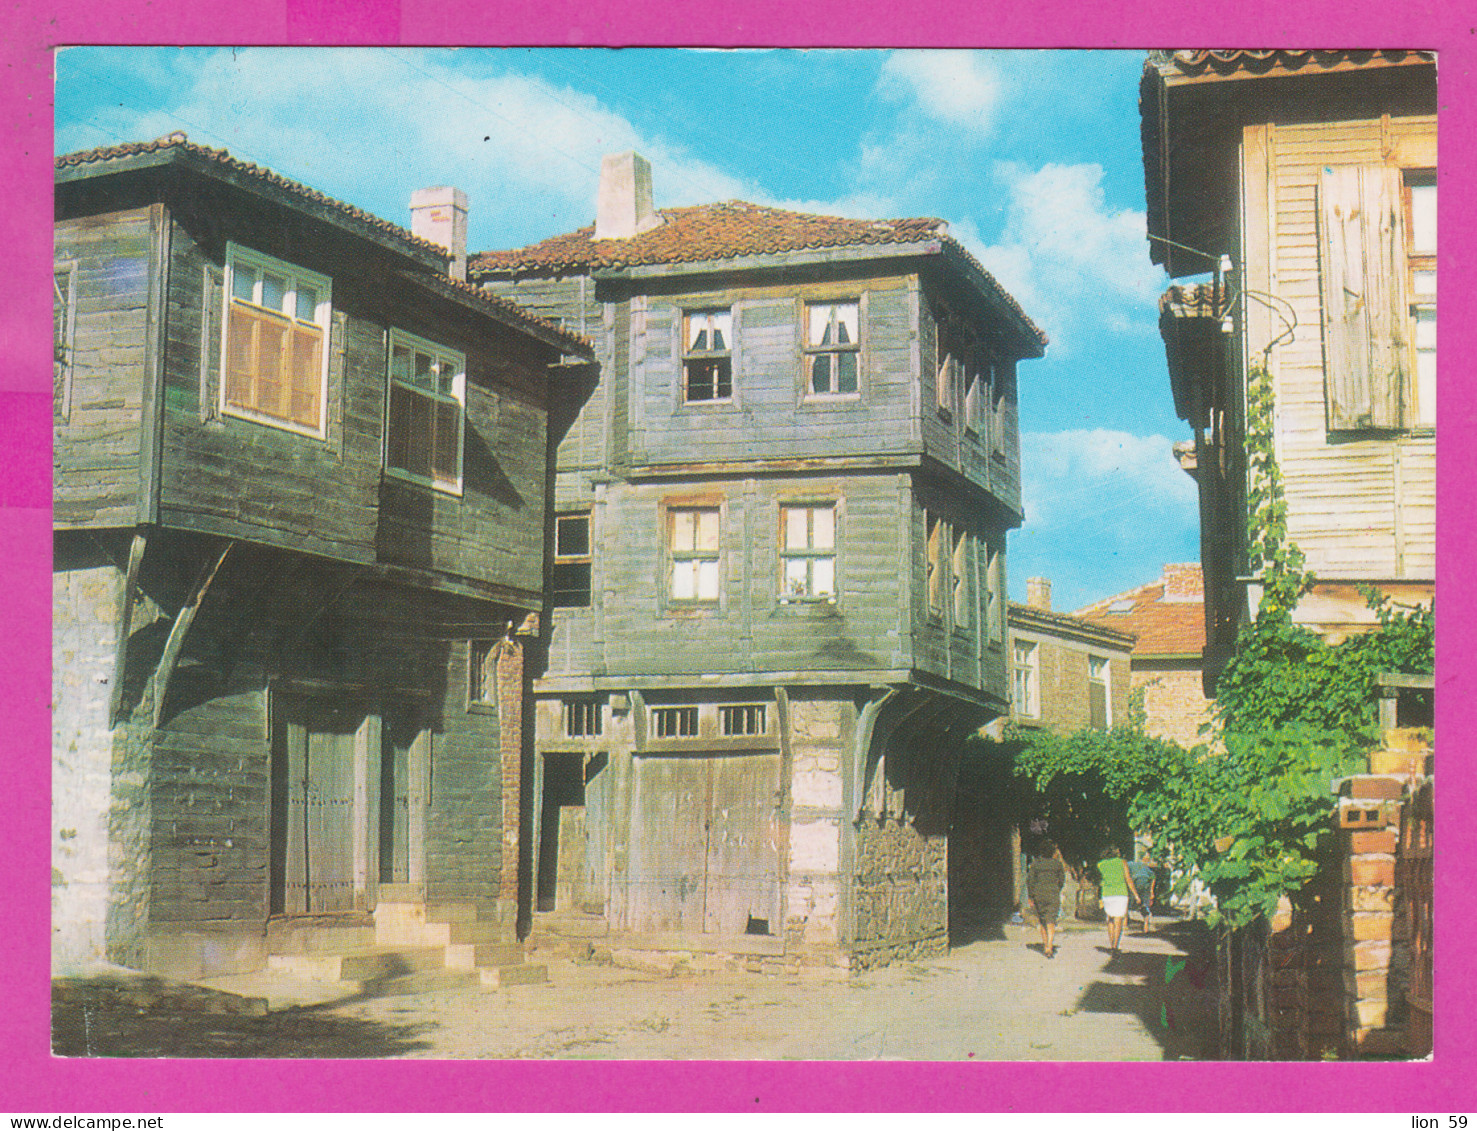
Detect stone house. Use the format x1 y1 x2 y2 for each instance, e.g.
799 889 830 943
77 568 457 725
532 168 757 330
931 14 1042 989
1007 578 1134 736
52 137 590 980
1075 562 1214 747
471 152 1046 971
1141 50 1436 678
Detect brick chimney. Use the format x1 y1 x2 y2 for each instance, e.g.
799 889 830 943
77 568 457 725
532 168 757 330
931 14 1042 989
1162 563 1204 602
409 186 468 282
1026 577 1052 611
595 152 661 241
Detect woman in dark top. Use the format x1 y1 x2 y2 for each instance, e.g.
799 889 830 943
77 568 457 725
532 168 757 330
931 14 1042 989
1026 838 1067 958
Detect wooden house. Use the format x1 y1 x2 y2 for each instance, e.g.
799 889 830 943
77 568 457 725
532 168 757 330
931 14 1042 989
1140 50 1436 678
472 152 1046 971
52 136 591 980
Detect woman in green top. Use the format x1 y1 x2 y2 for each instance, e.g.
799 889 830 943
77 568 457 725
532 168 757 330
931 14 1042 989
1095 846 1135 954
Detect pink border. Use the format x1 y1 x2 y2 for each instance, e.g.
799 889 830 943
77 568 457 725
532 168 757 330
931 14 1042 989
7 0 1472 1112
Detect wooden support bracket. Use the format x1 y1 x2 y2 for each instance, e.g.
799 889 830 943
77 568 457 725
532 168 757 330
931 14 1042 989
153 543 232 727
108 531 148 727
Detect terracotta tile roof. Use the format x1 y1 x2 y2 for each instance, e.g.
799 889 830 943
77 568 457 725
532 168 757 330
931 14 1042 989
1075 567 1206 658
57 134 447 258
471 201 1047 348
56 135 590 357
1148 48 1433 79
1008 602 1137 652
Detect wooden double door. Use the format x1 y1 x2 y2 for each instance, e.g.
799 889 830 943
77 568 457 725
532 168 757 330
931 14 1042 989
269 693 426 915
627 751 782 936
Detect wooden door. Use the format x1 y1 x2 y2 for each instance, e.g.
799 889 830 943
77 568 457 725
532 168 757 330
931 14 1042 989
379 702 424 885
271 694 365 914
626 752 781 935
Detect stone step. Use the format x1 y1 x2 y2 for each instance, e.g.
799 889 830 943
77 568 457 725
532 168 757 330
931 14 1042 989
533 912 609 939
265 919 376 955
479 963 548 989
267 945 445 984
376 883 426 903
444 941 526 970
424 902 481 924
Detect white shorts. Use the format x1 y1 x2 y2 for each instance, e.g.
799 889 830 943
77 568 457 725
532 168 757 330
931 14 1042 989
1102 895 1130 918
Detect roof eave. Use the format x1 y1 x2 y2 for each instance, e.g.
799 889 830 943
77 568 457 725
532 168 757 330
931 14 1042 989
57 146 447 273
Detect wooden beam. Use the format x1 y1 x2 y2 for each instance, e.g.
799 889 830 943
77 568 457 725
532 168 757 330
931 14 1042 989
108 531 148 727
153 543 231 727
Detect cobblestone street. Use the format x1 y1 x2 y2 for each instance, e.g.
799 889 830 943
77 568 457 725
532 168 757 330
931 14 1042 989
52 919 1217 1060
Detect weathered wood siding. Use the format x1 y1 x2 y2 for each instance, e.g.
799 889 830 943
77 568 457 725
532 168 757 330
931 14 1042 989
53 208 155 528
155 215 551 598
626 275 919 469
1242 113 1436 580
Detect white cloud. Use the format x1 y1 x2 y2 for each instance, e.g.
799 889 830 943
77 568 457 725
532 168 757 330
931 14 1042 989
878 50 1002 135
1021 429 1196 531
971 161 1166 350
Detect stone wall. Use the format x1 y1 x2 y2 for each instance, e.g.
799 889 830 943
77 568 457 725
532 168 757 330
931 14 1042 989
1131 666 1216 748
784 694 848 956
850 818 948 969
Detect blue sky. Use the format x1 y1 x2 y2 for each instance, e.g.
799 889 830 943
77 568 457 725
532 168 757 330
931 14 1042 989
54 46 1200 612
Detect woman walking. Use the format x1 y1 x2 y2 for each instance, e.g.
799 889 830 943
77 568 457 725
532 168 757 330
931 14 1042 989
1095 845 1135 954
1026 839 1067 958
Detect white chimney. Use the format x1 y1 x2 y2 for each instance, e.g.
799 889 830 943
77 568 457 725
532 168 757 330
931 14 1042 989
1026 577 1052 611
595 152 661 241
410 186 468 282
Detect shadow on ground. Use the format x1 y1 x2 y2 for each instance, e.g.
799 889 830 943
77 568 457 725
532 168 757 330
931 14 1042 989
52 981 434 1058
1071 920 1219 1060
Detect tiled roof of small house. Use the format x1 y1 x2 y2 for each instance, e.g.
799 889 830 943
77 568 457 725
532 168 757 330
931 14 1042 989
1075 565 1206 658
56 135 591 357
1146 48 1433 79
1008 602 1137 652
471 201 1048 348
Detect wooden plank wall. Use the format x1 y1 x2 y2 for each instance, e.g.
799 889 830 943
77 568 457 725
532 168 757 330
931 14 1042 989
53 208 153 528
1248 113 1436 579
156 215 551 597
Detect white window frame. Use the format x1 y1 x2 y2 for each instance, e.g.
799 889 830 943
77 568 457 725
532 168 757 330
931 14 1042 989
780 502 838 604
804 300 861 398
1404 169 1436 429
667 505 721 604
552 512 593 608
221 243 333 438
1013 640 1039 719
385 327 466 496
682 308 734 404
1088 655 1111 729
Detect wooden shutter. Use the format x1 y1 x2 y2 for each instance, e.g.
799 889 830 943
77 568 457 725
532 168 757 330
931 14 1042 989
1318 165 1409 430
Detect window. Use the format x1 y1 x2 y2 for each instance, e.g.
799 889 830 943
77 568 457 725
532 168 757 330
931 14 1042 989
1013 641 1039 718
468 640 497 706
223 244 331 435
53 262 76 420
565 699 602 738
552 512 592 608
669 506 720 602
386 329 465 493
1318 165 1434 431
720 704 767 737
926 512 943 616
806 301 859 396
652 705 699 738
1088 656 1110 730
780 504 836 602
951 527 970 628
683 309 732 402
1404 171 1436 428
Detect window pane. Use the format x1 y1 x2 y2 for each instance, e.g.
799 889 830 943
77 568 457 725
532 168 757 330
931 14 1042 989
1414 306 1436 351
257 317 289 416
387 382 412 472
812 505 834 549
557 515 590 558
391 343 413 383
811 355 831 394
296 285 318 322
672 560 695 600
414 350 434 388
835 302 858 344
710 311 730 351
784 558 809 597
812 557 835 597
289 324 323 428
1410 183 1436 254
671 509 695 551
261 272 287 312
1416 348 1436 426
695 509 719 551
1412 270 1436 299
232 264 257 302
785 508 808 550
697 559 719 600
808 305 830 346
225 305 258 406
836 351 857 393
405 390 431 479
